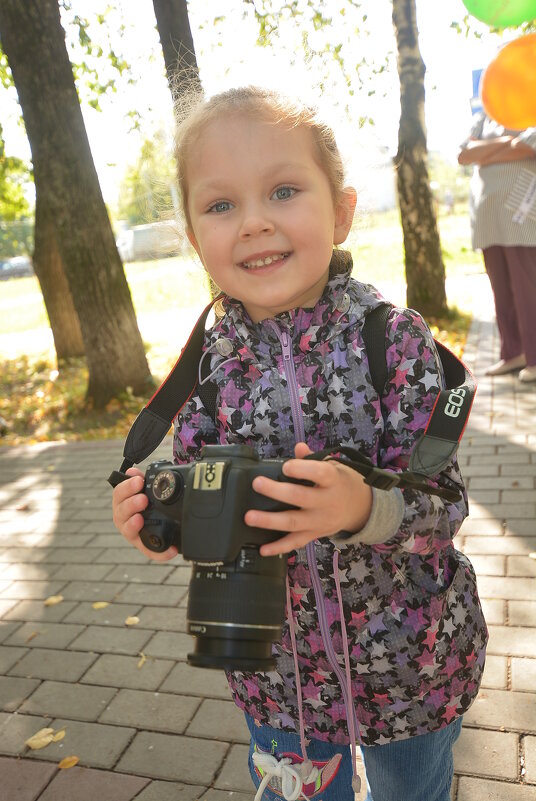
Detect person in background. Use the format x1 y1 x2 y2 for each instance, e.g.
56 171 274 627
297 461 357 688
458 112 536 383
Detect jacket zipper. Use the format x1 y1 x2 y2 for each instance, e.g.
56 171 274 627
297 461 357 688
271 320 360 740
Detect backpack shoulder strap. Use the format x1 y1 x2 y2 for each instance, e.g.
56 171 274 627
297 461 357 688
361 302 392 396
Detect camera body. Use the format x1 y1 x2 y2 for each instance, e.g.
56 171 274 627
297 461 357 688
141 444 300 671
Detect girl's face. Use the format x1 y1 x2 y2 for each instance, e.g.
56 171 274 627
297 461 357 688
185 114 356 323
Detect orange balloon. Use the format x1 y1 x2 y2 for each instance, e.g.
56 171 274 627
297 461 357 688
481 34 536 130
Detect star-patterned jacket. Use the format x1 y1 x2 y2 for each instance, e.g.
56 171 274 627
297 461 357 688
173 251 488 746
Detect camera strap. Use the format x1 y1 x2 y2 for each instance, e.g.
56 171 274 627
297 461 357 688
113 296 476 492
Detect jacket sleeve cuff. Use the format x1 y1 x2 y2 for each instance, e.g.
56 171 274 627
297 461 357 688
331 486 405 546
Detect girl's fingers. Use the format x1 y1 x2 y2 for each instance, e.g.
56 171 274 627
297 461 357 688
260 531 314 557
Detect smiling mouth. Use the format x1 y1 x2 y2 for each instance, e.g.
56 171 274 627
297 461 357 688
241 252 290 269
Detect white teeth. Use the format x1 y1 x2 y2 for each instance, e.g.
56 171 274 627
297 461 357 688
243 253 287 269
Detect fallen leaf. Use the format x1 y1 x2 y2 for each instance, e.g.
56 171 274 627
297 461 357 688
52 729 66 742
16 502 30 512
92 601 109 610
58 755 79 769
44 595 64 607
25 728 55 750
125 616 140 626
137 652 147 669
26 631 39 643
529 552 536 560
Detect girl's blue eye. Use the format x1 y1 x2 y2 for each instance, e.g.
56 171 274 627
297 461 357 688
208 201 232 213
272 186 296 201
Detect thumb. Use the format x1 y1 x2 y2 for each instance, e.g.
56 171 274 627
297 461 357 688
294 441 313 459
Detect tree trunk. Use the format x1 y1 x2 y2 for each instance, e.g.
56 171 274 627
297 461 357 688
33 188 85 360
392 0 447 317
0 0 153 407
152 0 202 108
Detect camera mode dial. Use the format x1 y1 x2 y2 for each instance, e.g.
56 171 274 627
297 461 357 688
152 470 182 504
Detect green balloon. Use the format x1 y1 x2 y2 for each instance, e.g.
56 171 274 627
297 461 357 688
463 0 536 27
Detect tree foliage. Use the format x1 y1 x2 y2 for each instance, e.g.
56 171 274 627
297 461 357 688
117 130 176 225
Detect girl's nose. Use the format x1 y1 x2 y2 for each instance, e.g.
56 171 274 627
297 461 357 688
238 209 275 239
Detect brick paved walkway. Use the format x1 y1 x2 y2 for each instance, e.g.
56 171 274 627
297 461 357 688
0 275 535 800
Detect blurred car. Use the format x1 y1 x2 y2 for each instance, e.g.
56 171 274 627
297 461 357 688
0 256 34 280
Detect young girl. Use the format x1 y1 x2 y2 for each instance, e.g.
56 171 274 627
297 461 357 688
112 87 487 801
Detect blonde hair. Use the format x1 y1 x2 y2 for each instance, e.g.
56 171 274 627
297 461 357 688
174 85 347 230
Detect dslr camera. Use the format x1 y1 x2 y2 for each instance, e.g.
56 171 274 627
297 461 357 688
140 444 302 672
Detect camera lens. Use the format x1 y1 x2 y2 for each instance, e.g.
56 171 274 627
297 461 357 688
152 470 182 503
186 548 287 671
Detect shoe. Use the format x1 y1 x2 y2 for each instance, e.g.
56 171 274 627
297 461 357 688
519 366 536 383
485 354 526 376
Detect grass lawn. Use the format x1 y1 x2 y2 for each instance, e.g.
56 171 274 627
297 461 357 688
0 208 481 445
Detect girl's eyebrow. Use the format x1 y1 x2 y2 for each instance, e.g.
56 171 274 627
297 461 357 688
193 162 311 195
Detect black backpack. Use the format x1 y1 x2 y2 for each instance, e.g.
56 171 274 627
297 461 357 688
110 298 475 502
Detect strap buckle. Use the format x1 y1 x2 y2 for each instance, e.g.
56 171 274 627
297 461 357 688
363 468 400 491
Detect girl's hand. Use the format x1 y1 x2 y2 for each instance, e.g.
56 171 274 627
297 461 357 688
112 468 178 562
244 443 373 556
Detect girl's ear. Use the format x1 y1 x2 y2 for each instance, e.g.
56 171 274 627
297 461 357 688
334 187 357 245
186 227 203 262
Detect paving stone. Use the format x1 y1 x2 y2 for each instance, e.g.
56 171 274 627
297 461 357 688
186 698 250 744
477 577 536 601
39 547 102 563
511 658 536 692
1 563 60 581
20 680 117 721
80 653 174 691
2 581 67 600
213 743 252 792
487 626 536 658
458 518 504 536
49 564 114 581
508 556 536 577
136 605 187 631
509 601 536 626
104 564 175 584
160 662 231 699
25 717 136 769
481 655 508 689
453 726 518 779
134 779 207 801
464 688 536 733
0 645 27 673
9 648 98 682
37 765 150 801
115 583 186 606
457 776 535 800
62 601 142 627
68 625 152 655
200 791 252 801
525 735 536 784
0 598 17 617
467 555 505 576
478 598 505 625
116 731 228 783
60 580 127 602
462 536 536 555
3 599 79 623
0 676 41 711
163 565 192 585
144 630 194 660
505 519 536 537
0 755 57 801
0 621 22 643
5 621 84 650
95 548 149 564
0 712 52 756
100 688 201 733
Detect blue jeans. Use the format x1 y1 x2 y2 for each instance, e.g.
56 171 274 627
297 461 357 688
245 713 462 801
